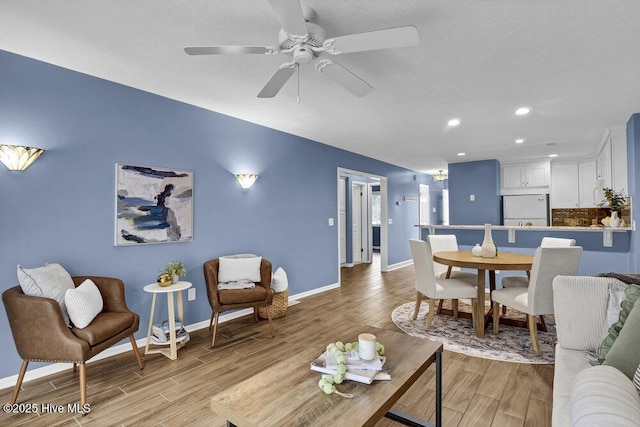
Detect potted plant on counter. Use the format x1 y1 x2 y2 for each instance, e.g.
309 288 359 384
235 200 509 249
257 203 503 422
160 261 187 284
603 187 626 227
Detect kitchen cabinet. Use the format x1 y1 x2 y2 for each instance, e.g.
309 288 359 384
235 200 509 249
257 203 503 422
502 161 550 193
598 127 628 194
550 163 579 208
550 160 598 208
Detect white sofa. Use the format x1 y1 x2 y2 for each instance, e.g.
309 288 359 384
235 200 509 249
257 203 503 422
552 276 640 426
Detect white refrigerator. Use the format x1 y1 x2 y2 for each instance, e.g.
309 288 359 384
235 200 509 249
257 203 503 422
502 194 549 226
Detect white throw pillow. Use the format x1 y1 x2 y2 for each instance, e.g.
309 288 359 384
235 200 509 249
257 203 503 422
634 364 640 395
272 267 289 292
17 263 75 325
219 256 262 283
65 279 104 329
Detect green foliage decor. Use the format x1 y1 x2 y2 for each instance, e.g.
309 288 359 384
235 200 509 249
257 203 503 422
160 261 186 277
603 187 627 213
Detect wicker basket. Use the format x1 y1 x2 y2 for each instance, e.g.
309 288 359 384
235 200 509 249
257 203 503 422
259 289 288 319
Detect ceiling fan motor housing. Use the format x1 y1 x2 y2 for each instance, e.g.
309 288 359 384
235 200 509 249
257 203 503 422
278 22 326 58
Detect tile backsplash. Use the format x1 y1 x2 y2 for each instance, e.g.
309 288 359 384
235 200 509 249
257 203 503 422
551 206 631 227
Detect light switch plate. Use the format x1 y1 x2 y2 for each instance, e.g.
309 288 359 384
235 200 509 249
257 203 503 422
328 218 334 226
470 194 475 201
188 288 196 301
508 228 515 243
388 218 393 224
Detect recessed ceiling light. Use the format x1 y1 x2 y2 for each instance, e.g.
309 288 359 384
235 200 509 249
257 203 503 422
457 152 466 156
515 107 531 116
447 118 461 127
548 154 558 158
515 138 525 144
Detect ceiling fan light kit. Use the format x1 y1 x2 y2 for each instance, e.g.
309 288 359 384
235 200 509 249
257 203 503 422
184 0 419 100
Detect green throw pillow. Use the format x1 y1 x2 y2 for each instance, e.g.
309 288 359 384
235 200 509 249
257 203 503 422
595 283 640 364
603 299 640 379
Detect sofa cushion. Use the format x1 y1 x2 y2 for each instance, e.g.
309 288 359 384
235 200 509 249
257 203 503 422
596 284 640 364
603 300 640 379
570 365 640 426
65 279 103 329
17 263 75 325
552 345 594 427
70 312 135 346
218 286 268 305
218 256 262 283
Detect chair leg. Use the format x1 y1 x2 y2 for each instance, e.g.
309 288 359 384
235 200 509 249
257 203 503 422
129 335 144 370
539 315 548 332
493 301 500 334
425 299 436 330
211 312 220 347
208 312 215 331
253 307 258 322
264 305 275 338
413 291 422 320
528 314 541 355
10 360 29 404
437 299 444 314
452 299 459 318
502 305 507 315
79 362 87 408
471 300 476 329
73 362 77 373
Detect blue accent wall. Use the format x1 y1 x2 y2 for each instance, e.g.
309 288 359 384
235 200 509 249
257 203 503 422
448 160 501 225
0 50 428 379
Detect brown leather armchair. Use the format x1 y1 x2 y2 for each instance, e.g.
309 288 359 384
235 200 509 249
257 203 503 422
203 258 275 346
2 276 144 408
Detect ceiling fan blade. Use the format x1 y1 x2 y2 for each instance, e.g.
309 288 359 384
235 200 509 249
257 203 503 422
184 46 275 55
268 0 308 37
316 60 373 98
324 25 419 54
257 66 297 98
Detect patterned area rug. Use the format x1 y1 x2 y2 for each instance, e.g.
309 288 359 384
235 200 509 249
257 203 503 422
391 300 556 364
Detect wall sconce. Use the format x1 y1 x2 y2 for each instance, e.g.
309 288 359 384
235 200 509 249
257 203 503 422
0 144 45 171
432 170 447 182
236 174 258 190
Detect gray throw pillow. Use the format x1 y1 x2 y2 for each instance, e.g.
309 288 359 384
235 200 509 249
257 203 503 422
594 284 640 365
603 300 640 379
17 263 75 325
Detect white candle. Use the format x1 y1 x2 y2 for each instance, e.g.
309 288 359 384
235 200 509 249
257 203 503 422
358 333 376 361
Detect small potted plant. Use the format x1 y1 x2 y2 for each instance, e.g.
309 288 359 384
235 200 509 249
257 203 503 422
603 187 626 228
160 261 186 284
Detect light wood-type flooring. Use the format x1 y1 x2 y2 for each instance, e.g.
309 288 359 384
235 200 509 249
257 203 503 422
0 256 554 426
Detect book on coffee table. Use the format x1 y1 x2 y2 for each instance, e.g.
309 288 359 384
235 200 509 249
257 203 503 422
310 353 391 384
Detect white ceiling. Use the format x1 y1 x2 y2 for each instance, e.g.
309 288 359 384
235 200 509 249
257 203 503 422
2 1 639 174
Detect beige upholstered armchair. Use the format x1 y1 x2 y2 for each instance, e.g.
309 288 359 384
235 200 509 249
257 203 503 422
203 257 275 347
2 276 144 408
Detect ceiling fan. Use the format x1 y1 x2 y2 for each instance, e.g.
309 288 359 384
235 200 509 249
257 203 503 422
184 0 419 99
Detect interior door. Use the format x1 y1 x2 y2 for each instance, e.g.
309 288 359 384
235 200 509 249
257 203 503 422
352 183 363 263
339 178 346 264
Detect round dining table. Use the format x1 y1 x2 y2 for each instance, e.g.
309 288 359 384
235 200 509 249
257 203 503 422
432 250 534 338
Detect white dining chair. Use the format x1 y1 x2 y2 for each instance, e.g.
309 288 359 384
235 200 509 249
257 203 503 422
427 234 478 282
501 237 576 288
492 246 583 354
409 239 477 330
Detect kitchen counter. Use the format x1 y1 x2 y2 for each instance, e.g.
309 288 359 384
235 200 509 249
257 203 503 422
417 224 632 247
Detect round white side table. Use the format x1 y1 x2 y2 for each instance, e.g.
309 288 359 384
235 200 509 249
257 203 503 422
143 281 192 360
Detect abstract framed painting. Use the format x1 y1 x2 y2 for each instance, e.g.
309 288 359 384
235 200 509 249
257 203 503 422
115 164 193 246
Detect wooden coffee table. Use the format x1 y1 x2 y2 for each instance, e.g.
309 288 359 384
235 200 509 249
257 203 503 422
210 327 443 427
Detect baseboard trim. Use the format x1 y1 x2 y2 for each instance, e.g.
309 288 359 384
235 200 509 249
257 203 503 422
0 281 341 390
386 259 413 271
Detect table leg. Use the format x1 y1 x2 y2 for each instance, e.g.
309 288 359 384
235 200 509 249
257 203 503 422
476 269 486 338
384 349 442 427
144 293 157 355
176 289 184 323
167 292 177 360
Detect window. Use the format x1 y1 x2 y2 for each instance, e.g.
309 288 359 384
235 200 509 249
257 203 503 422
371 192 381 225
